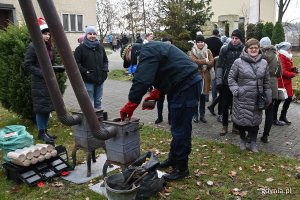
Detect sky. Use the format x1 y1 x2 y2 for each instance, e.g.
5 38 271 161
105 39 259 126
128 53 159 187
282 0 300 22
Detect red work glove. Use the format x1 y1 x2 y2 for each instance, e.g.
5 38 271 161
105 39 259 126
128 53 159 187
143 88 161 101
142 89 161 110
120 101 139 121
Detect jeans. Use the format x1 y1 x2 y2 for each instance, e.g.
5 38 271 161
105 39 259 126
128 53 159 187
85 82 104 109
168 80 202 161
36 112 50 131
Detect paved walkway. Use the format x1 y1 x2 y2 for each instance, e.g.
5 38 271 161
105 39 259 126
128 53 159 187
63 50 300 159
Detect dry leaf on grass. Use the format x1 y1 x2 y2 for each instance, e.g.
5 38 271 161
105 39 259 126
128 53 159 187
228 170 237 178
295 166 300 172
258 166 265 172
194 169 206 177
266 177 274 182
196 181 202 186
231 188 248 197
195 195 201 200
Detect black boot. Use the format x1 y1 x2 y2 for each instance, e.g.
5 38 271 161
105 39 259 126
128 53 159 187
159 152 174 168
45 129 57 139
38 130 55 145
155 116 163 124
207 106 216 116
279 113 291 125
260 135 268 143
279 97 292 124
162 159 189 181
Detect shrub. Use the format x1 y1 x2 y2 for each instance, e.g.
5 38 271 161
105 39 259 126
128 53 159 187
255 22 264 41
262 22 274 39
238 22 245 43
271 22 285 45
246 23 256 40
0 24 67 121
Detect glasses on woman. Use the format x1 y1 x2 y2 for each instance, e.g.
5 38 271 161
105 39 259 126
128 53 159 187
248 46 259 50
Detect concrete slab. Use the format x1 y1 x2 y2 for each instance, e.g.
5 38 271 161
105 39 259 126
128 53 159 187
62 154 118 184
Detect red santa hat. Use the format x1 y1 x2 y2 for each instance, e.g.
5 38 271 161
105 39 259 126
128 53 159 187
38 17 49 33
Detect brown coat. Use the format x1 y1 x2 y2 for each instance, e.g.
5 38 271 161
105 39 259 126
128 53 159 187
191 49 214 94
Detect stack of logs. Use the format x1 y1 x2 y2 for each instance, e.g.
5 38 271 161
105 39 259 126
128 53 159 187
7 144 57 166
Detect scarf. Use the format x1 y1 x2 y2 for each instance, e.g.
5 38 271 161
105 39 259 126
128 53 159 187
192 43 208 59
278 49 293 59
83 36 100 49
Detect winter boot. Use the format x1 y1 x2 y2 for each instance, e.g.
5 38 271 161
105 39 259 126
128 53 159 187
38 130 55 145
200 116 207 123
260 135 268 143
162 158 189 181
155 115 163 124
45 129 57 139
279 113 291 125
207 106 216 116
220 126 228 136
250 141 259 153
239 139 246 150
279 98 292 125
159 152 174 168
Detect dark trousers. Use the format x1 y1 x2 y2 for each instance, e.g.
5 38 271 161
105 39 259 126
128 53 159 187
220 85 232 126
194 94 206 119
237 125 259 142
209 94 222 115
169 81 201 161
273 97 292 120
262 100 274 137
157 94 170 121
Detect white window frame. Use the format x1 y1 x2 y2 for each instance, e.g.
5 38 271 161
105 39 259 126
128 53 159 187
62 13 84 32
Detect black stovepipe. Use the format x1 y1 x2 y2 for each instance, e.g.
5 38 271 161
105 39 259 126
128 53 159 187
18 0 116 140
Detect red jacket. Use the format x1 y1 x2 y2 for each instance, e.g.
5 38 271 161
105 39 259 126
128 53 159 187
277 52 296 97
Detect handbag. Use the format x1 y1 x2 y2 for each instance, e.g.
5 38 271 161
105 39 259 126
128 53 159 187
278 76 288 100
278 88 288 100
249 63 267 110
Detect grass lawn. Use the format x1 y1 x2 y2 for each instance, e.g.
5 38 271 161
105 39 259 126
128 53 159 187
1 106 300 199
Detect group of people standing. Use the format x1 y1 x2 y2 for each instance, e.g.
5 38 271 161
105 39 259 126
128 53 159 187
24 18 298 183
190 29 298 153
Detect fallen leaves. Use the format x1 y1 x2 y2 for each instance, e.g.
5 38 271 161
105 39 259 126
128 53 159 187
228 170 237 178
194 169 206 177
231 188 248 197
266 177 274 182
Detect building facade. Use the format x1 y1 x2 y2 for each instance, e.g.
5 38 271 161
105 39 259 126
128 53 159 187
207 0 276 35
0 0 97 50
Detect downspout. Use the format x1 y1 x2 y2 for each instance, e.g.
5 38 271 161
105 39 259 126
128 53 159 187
18 0 116 140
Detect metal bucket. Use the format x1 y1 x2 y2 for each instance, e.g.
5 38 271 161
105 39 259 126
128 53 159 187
104 173 139 200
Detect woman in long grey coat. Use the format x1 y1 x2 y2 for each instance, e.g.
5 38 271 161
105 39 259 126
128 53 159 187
228 38 272 153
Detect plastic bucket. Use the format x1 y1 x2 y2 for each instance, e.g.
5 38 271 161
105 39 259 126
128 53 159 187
104 173 139 200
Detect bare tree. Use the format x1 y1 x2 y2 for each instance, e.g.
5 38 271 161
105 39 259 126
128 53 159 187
277 0 292 23
96 0 116 43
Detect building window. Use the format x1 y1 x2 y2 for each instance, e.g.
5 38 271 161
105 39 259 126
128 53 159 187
62 14 84 32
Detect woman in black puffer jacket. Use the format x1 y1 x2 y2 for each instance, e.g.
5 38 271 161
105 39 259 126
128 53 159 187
24 21 57 144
